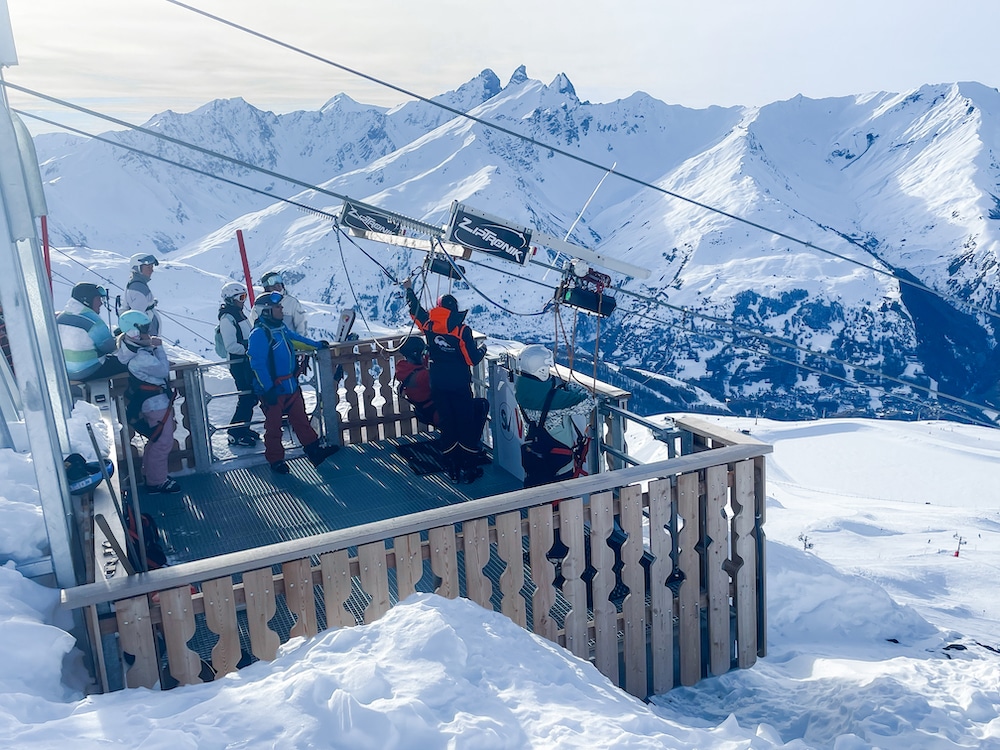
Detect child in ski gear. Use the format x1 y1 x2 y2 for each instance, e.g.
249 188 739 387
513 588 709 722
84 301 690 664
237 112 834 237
514 344 595 488
248 270 308 336
395 336 437 426
247 292 339 474
57 282 129 381
123 254 162 336
218 281 259 446
403 279 488 484
116 310 180 494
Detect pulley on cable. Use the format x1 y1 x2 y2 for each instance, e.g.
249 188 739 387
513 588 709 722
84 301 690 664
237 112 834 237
555 259 616 318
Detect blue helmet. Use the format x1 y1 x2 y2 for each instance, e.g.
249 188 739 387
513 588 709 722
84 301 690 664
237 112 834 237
119 310 151 338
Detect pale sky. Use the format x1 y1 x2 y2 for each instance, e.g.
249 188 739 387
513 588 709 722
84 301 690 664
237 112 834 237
2 0 998 135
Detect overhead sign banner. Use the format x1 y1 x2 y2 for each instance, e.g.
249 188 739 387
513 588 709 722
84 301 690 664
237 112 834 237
340 201 403 236
445 203 532 266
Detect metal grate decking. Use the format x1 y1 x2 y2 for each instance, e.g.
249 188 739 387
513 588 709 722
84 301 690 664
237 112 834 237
142 433 523 565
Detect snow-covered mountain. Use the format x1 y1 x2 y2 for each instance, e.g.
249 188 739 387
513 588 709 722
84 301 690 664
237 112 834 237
32 68 1000 420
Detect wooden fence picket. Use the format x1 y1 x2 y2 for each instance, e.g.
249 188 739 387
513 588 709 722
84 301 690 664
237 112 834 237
588 491 618 684
705 464 731 676
283 558 318 639
647 478 675 694
528 504 557 641
115 595 158 689
243 568 281 662
619 484 647 697
429 525 459 598
358 541 391 624
159 585 203 686
559 497 588 659
202 577 241 677
677 472 702 686
495 511 526 627
393 532 425 603
320 549 356 628
462 517 492 610
732 459 758 667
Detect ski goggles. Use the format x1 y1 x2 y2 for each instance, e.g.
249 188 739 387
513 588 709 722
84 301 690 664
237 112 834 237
96 285 109 299
135 254 159 267
261 273 284 287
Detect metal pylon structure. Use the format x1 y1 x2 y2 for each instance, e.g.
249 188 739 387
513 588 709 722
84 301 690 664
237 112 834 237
0 1 85 589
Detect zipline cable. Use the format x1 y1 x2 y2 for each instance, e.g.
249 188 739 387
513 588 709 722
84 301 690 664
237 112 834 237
10 80 999 332
18 100 1000 419
158 1 1000 325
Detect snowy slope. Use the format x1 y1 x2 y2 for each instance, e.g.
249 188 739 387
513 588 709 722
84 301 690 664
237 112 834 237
2 417 999 748
31 70 1000 420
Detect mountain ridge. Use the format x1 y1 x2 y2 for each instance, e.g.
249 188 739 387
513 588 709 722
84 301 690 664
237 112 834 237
32 68 1000 420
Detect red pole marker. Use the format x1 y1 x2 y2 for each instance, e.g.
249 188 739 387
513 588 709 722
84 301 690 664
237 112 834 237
237 229 254 305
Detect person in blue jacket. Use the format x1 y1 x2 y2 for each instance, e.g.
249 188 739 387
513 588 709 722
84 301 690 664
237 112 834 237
247 292 339 475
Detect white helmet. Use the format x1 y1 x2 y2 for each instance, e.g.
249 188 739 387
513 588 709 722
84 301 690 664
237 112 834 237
130 253 159 271
221 281 247 303
517 344 553 381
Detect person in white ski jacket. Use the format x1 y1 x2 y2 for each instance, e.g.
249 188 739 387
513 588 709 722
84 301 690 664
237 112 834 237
248 270 308 335
123 253 162 336
117 310 180 494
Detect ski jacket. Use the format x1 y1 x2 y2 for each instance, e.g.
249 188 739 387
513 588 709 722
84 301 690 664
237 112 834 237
123 272 161 336
218 303 252 358
247 319 323 396
406 289 486 391
248 292 308 336
515 374 595 450
56 298 118 380
396 357 436 424
117 337 171 413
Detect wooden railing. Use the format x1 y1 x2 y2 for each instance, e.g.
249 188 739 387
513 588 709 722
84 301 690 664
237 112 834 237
154 335 489 472
62 420 770 699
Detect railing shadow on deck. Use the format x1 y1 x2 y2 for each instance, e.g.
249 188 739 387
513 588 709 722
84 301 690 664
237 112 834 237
63 408 771 700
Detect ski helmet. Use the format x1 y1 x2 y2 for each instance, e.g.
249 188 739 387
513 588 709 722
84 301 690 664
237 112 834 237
253 291 283 316
71 282 108 306
437 294 459 313
400 336 426 362
221 281 247 303
259 270 284 290
517 344 553 381
119 310 151 338
130 253 159 271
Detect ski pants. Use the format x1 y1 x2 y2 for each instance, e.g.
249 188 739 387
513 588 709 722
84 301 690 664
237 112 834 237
261 389 318 464
228 357 257 436
141 406 175 486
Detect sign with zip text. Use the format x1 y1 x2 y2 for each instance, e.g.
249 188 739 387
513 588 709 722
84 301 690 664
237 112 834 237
445 203 533 266
340 201 404 236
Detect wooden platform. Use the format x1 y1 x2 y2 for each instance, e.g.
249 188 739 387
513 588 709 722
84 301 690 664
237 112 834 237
142 433 522 565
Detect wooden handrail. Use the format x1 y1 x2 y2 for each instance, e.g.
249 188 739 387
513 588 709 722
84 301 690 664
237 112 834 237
61 441 770 610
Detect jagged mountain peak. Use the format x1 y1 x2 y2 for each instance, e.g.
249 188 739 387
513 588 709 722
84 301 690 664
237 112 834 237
549 72 577 100
507 65 529 87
